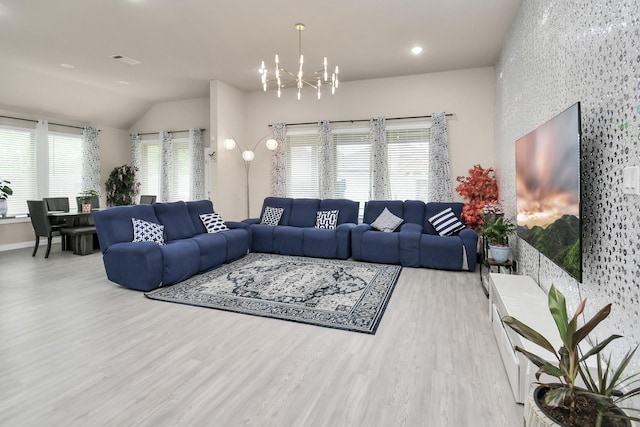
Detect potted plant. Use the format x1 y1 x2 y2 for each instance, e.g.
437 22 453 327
0 177 13 217
455 164 499 230
78 189 99 213
503 285 639 427
105 165 140 206
480 215 515 263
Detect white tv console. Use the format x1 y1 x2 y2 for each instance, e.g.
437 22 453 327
488 273 562 404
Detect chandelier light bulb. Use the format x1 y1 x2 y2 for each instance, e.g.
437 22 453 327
242 150 255 162
223 138 236 150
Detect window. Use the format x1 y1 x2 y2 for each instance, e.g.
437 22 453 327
386 125 430 200
0 125 83 216
138 137 191 202
286 131 319 198
333 128 371 208
48 132 82 198
283 122 432 215
0 126 36 216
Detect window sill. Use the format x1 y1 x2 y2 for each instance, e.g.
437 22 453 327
0 215 30 224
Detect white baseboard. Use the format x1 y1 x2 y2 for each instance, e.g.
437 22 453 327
0 236 62 252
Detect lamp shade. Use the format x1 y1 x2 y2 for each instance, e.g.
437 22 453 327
242 150 255 161
265 138 278 151
223 138 236 150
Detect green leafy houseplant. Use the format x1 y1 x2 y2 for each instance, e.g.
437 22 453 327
0 177 13 199
78 189 99 204
105 165 140 206
503 285 639 427
480 216 516 246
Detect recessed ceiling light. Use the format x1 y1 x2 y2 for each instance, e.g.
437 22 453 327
118 81 130 85
411 46 423 55
60 63 75 69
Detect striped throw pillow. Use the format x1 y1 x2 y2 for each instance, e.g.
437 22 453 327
428 207 465 236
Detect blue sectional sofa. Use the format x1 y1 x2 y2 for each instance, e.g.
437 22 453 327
242 197 360 259
351 200 478 271
93 200 250 291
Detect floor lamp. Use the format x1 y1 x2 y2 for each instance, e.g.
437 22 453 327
224 134 278 218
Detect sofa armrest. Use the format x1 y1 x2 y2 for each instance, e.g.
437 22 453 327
399 223 423 267
335 223 357 259
243 218 261 225
458 228 479 271
226 221 249 229
351 223 373 260
102 241 163 291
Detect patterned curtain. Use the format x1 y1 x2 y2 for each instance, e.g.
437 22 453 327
189 128 204 200
428 112 453 202
270 122 287 197
130 132 141 170
81 126 100 194
318 120 334 199
370 117 390 200
160 131 173 202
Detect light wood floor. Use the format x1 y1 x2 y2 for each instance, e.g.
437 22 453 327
0 245 523 426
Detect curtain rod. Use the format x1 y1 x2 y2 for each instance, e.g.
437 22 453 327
134 128 206 136
0 114 98 131
269 113 454 128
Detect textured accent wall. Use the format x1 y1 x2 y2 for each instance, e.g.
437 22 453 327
495 0 639 374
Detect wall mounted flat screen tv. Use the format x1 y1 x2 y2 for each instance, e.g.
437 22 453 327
515 102 582 282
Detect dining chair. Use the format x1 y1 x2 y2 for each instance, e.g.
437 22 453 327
139 195 157 204
27 200 72 258
44 197 70 227
75 195 99 212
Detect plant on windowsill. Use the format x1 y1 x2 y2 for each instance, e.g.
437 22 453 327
78 189 99 213
479 215 515 263
0 177 13 217
503 285 639 427
105 165 140 206
455 164 499 230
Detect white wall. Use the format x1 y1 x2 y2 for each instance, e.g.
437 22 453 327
228 67 496 220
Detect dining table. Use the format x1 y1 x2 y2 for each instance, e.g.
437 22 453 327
47 209 102 255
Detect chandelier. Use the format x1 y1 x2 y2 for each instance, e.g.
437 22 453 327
259 23 339 100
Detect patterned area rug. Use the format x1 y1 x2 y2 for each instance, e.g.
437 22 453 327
145 253 402 334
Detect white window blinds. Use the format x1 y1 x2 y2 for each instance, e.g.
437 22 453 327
333 128 371 208
170 138 191 202
286 131 319 198
0 126 37 216
386 125 431 201
139 141 161 199
48 132 82 198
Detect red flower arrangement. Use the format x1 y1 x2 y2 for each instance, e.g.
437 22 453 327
455 164 499 230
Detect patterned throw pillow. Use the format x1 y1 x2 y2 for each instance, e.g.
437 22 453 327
428 207 465 236
132 218 165 245
370 207 403 233
260 206 284 225
315 210 339 229
199 212 229 233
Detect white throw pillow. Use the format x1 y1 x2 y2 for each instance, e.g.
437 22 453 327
261 206 284 225
370 207 403 233
200 212 229 233
428 207 465 236
132 218 165 245
315 210 339 229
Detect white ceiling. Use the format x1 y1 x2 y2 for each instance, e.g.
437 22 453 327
0 0 521 129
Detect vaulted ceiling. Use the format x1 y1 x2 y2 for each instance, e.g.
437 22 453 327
0 0 521 129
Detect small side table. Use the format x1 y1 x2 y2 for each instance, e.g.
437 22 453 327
479 235 513 296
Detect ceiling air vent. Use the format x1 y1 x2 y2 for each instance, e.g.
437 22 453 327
110 54 141 65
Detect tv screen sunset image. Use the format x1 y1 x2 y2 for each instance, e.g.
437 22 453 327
515 103 581 280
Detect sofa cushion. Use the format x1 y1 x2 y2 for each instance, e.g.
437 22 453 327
428 207 465 236
363 200 404 225
259 197 293 225
261 206 284 225
371 207 403 232
319 198 359 225
93 204 159 251
132 218 165 246
154 201 197 241
289 198 320 227
186 200 214 234
315 210 339 229
200 212 229 233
